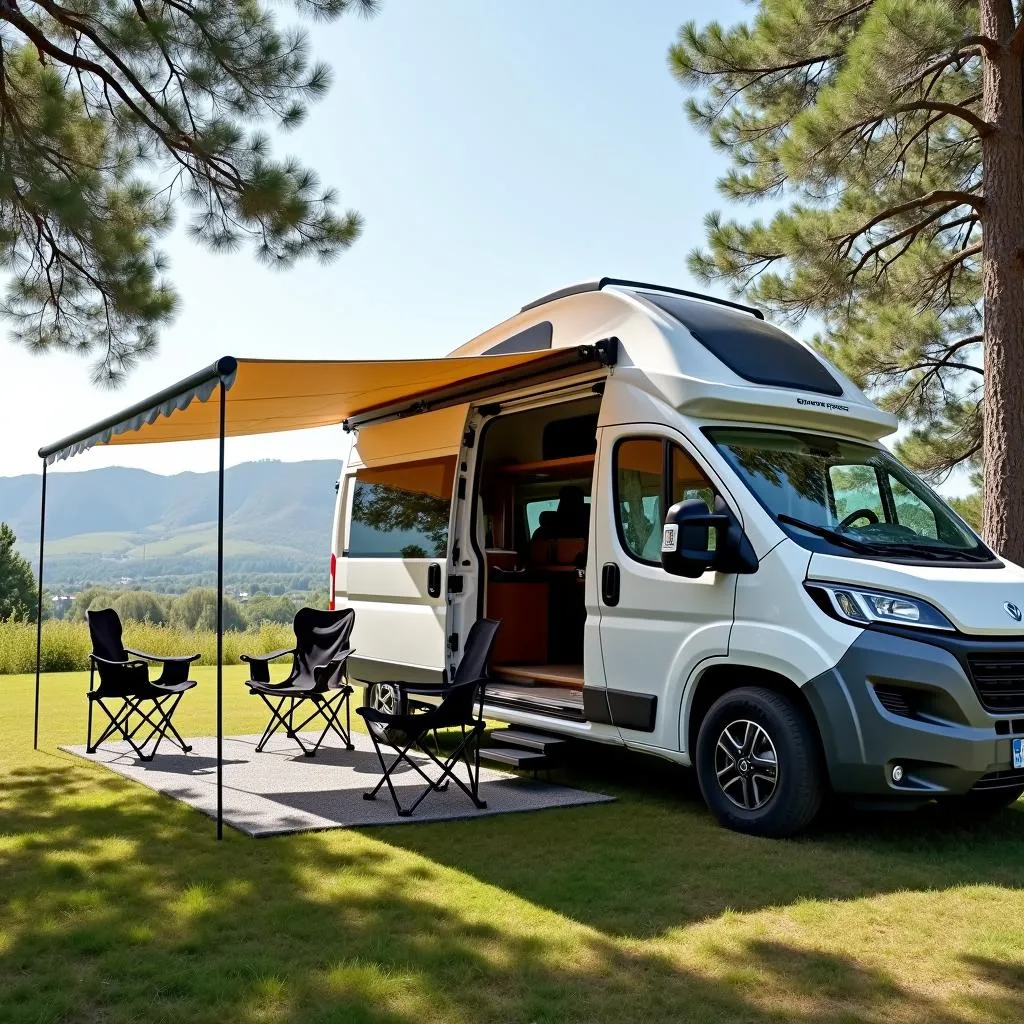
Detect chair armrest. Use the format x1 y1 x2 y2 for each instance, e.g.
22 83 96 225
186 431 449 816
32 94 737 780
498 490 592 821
240 647 296 665
91 653 147 670
313 649 356 687
126 648 200 664
242 647 296 685
384 680 452 697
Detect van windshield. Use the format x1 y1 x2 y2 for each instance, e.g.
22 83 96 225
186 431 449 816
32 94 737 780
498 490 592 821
707 428 994 564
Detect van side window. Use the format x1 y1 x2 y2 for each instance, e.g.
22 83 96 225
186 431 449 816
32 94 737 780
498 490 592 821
615 439 663 562
672 445 715 509
349 457 456 558
615 439 717 564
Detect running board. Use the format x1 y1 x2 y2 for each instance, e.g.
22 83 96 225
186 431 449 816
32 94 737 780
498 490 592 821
485 688 586 722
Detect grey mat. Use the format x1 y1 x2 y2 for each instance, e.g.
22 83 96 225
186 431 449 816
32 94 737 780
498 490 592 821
61 732 613 837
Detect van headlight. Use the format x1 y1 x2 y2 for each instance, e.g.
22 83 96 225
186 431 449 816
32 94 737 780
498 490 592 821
805 583 955 631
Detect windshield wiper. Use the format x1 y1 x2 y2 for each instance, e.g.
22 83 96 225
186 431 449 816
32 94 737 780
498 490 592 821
776 514 879 553
858 540 992 563
777 514 990 562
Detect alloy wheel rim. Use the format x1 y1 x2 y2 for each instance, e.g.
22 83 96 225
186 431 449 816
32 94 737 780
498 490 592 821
714 718 779 810
372 684 399 716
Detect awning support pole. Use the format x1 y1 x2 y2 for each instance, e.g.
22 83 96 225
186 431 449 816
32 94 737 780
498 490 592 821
33 460 47 750
216 379 226 840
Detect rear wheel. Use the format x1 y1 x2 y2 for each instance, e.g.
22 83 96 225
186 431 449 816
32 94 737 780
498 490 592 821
364 682 409 745
695 686 824 838
365 682 405 717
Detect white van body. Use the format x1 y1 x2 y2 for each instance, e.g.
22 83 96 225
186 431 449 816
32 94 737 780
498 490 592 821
331 280 1024 835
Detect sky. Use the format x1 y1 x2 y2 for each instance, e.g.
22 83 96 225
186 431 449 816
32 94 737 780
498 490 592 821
4 0 754 482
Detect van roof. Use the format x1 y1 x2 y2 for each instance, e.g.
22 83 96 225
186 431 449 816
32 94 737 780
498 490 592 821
448 279 897 442
520 278 765 320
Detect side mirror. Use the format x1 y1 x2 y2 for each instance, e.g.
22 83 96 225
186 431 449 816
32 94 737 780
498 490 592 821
661 498 760 578
661 499 727 578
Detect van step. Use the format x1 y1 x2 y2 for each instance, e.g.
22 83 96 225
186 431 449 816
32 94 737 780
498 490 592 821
479 746 549 771
489 728 568 755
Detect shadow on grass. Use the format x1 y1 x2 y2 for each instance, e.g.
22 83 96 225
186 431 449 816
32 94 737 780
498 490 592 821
377 740 1024 937
1 755 1023 1023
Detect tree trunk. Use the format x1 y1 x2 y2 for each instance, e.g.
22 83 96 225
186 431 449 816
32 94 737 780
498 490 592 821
980 0 1024 564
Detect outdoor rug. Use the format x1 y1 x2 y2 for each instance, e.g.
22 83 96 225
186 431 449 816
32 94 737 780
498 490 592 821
61 732 613 837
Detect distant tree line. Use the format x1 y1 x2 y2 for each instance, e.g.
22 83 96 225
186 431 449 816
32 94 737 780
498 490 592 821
62 586 327 631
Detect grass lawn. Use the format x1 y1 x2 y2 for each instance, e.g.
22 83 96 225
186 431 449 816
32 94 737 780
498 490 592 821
2 669 1024 1023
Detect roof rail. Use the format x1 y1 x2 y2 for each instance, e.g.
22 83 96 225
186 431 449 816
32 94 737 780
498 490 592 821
520 277 764 320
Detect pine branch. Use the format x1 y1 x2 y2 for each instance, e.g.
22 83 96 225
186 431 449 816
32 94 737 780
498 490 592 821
836 190 985 263
847 202 960 277
891 100 993 137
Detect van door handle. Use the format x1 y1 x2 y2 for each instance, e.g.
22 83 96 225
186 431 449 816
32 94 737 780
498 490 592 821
601 562 620 607
427 562 442 598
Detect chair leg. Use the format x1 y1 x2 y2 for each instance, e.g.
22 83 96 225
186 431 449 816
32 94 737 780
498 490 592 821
89 698 151 760
362 725 447 816
292 690 354 755
140 694 188 759
159 700 193 754
254 694 307 754
409 724 488 813
121 698 174 761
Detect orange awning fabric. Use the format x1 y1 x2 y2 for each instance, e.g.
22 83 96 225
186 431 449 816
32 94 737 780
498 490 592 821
39 347 600 465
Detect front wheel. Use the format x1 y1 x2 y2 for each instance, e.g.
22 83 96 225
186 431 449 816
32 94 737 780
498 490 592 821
695 686 824 838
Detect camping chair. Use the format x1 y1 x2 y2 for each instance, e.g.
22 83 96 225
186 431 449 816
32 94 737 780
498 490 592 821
86 608 200 761
242 607 356 757
357 618 501 817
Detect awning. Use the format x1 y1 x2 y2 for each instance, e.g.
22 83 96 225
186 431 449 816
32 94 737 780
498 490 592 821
39 342 617 464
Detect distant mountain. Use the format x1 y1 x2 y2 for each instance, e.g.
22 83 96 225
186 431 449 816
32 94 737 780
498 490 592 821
0 460 339 588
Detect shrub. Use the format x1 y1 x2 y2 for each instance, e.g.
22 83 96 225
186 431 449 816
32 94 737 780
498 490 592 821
169 588 246 632
243 593 296 627
112 591 167 624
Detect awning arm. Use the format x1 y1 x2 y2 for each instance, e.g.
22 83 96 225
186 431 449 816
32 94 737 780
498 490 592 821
343 338 618 432
38 356 239 464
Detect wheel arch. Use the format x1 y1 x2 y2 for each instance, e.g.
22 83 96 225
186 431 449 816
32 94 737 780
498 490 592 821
684 663 829 779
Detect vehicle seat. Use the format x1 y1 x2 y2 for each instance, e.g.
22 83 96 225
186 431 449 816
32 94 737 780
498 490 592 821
531 510 558 542
553 485 589 539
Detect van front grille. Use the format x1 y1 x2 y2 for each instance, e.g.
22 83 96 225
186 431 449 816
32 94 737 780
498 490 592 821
966 653 1024 713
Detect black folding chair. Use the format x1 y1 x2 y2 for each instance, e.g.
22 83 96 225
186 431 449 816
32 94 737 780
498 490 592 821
242 607 356 757
86 609 200 761
357 618 500 817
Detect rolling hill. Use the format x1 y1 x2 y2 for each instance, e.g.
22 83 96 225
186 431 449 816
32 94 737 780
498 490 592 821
0 460 339 588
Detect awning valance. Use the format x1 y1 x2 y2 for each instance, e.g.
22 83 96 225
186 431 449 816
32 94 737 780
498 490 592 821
39 344 614 464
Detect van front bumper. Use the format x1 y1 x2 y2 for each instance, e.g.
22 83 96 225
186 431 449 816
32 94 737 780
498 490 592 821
802 629 1024 798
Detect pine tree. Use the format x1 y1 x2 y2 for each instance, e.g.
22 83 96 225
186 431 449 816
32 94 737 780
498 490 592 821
0 0 377 384
0 522 36 620
671 0 1024 562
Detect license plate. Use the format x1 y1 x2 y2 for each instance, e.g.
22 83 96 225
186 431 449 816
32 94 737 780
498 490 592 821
1014 738 1024 771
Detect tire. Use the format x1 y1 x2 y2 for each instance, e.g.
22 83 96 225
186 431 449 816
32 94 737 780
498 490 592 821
364 682 408 745
946 785 1024 816
365 682 406 718
695 686 824 838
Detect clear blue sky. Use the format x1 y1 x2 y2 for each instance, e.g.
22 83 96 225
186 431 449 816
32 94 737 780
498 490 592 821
3 1 750 479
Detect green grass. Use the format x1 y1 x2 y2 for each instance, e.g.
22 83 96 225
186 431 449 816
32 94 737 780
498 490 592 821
2 671 1024 1023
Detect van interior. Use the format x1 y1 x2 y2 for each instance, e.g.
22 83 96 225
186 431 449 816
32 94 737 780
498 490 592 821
473 396 600 718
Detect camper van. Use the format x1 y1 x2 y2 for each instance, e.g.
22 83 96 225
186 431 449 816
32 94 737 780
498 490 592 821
330 278 1024 837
